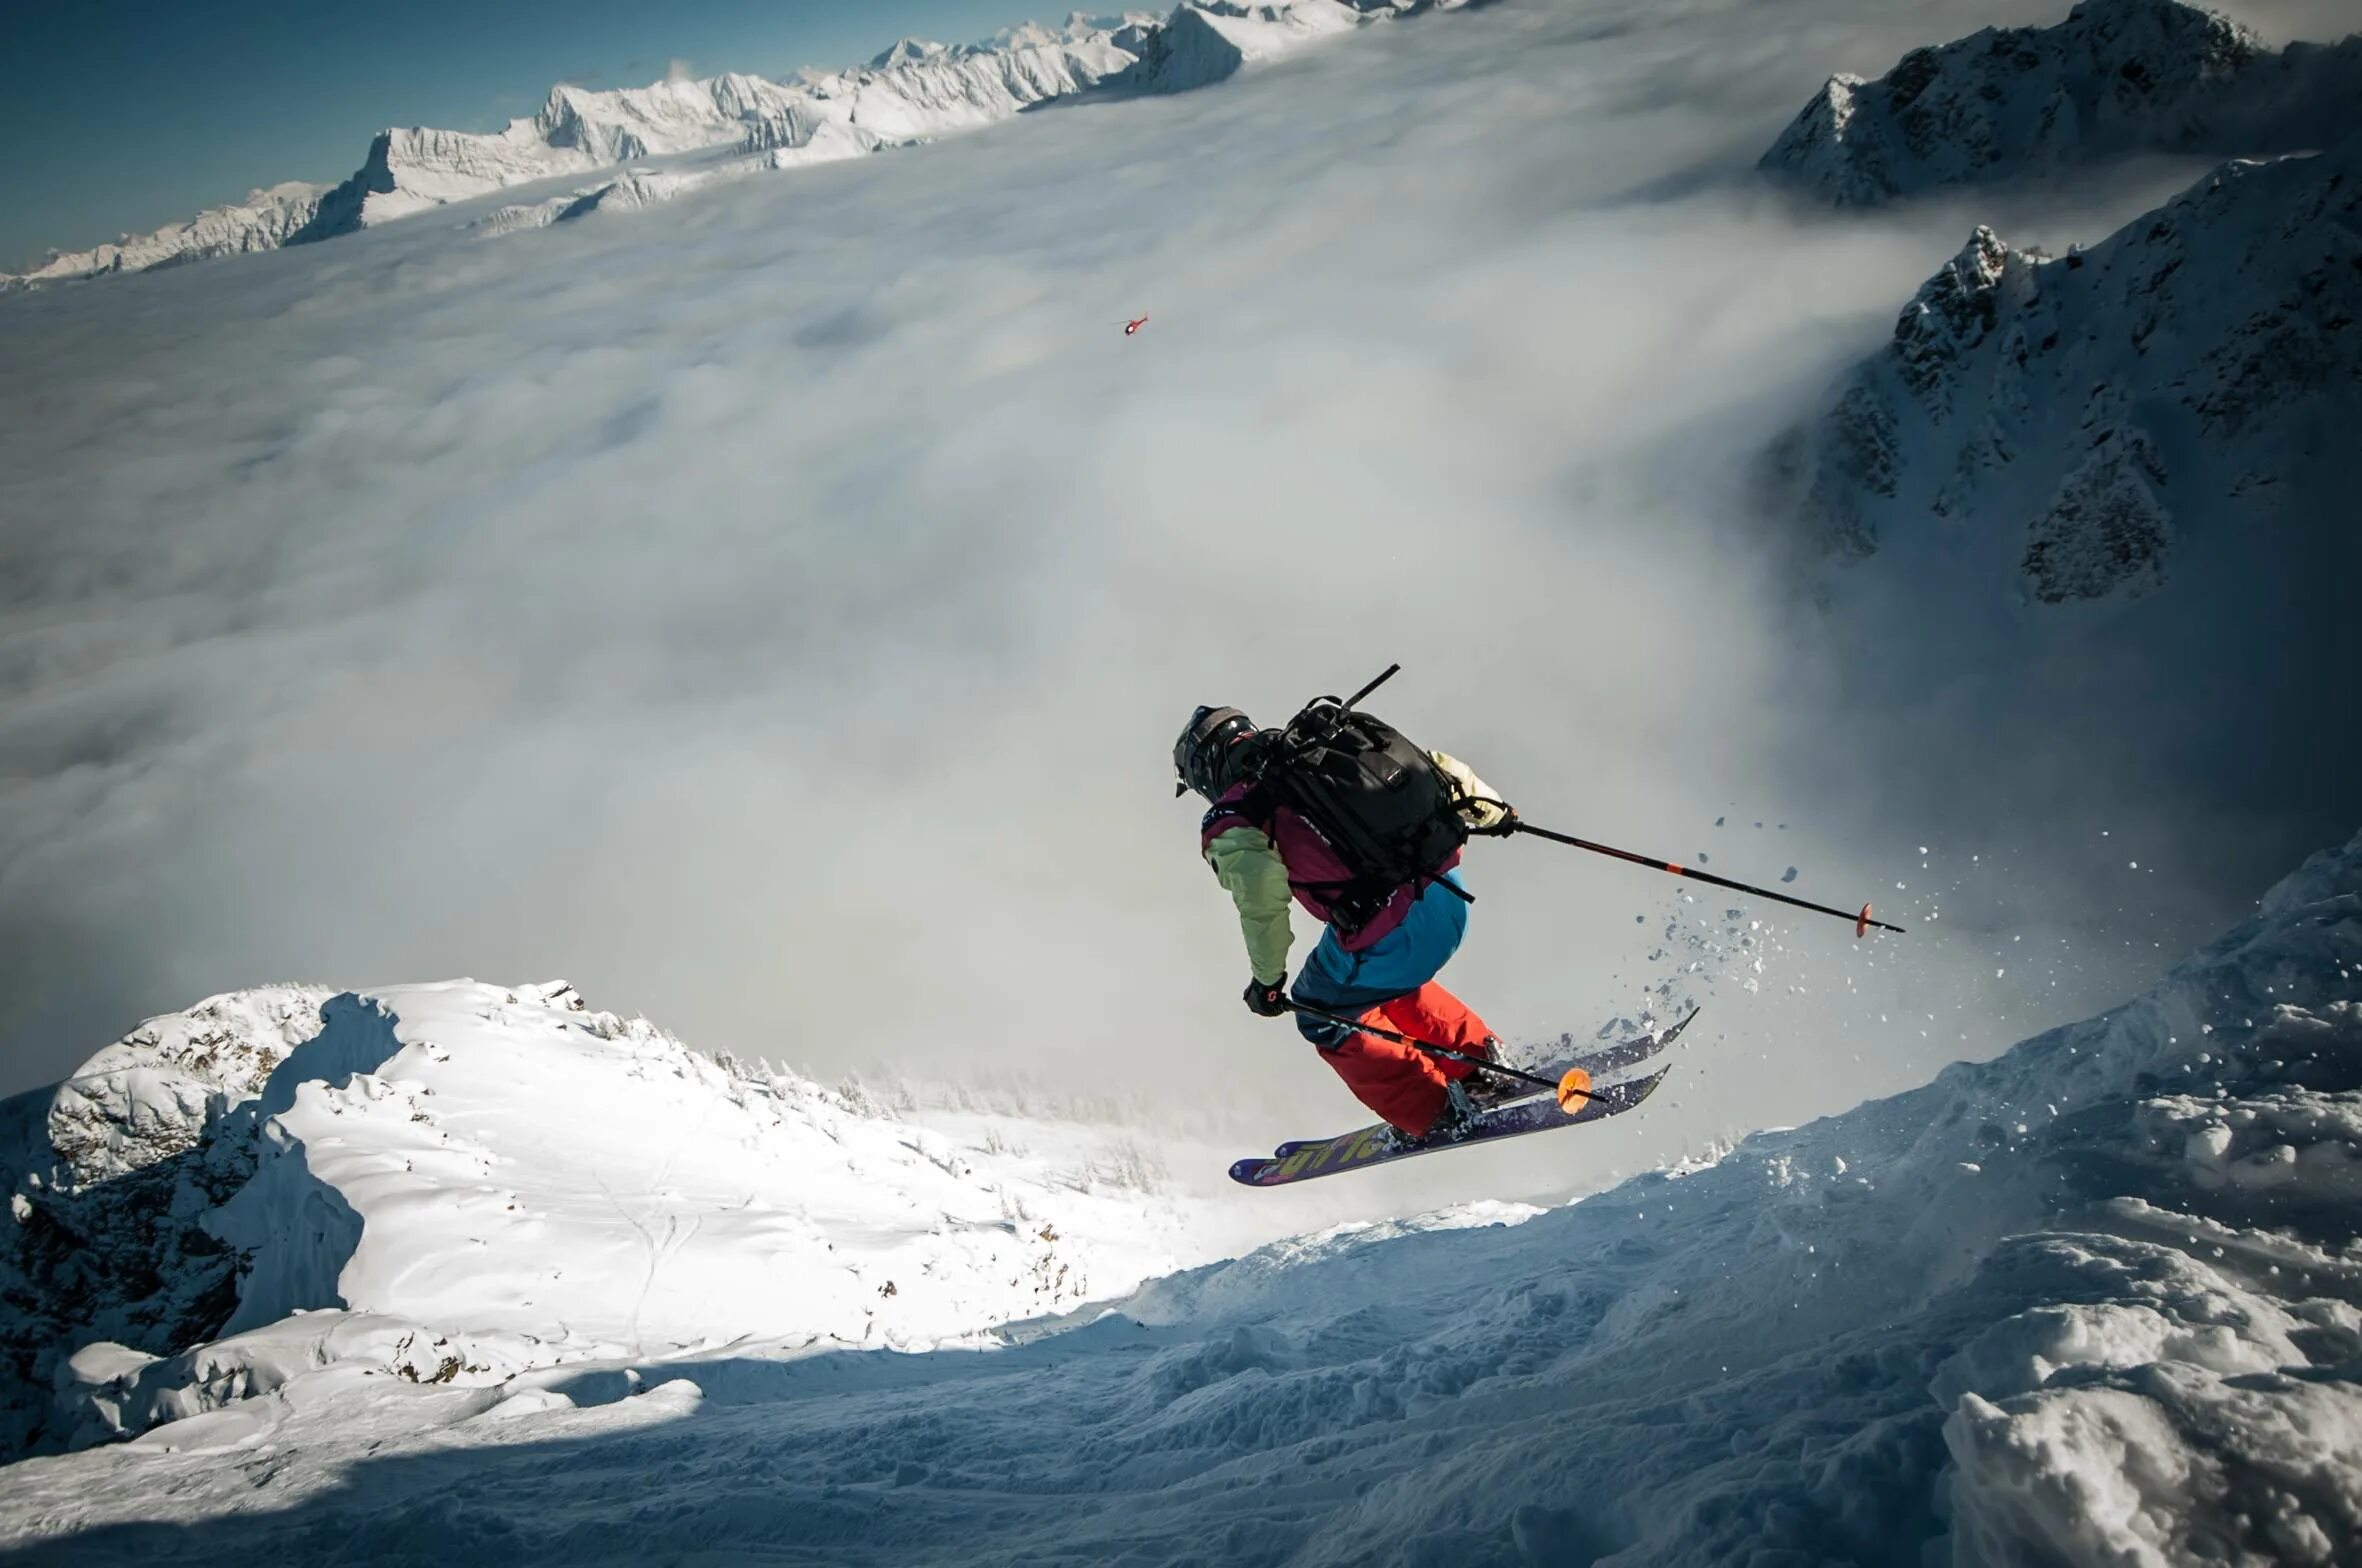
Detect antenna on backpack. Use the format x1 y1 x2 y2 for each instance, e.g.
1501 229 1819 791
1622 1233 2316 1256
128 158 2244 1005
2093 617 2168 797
1287 664 1401 755
1338 663 1400 714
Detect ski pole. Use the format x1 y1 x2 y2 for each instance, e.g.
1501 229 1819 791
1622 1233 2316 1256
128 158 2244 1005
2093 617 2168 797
1285 1001 1597 1110
1506 821 1905 937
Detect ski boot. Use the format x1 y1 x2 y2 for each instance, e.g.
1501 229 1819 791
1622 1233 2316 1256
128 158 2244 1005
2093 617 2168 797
1458 1040 1528 1114
1409 1079 1486 1146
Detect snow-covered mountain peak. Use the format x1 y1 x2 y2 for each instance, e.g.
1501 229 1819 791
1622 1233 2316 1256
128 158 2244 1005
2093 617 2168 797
3 183 332 291
1 978 1245 1454
992 17 1086 51
301 26 1154 237
5 3 1452 289
1892 226 2037 406
870 37 954 69
1121 0 1372 92
1770 136 2360 602
1760 0 2359 204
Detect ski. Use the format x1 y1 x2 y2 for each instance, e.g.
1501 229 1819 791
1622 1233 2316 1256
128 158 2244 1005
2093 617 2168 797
1415 1005 1698 1123
1230 1066 1670 1187
1550 1004 1701 1082
1260 1006 1699 1160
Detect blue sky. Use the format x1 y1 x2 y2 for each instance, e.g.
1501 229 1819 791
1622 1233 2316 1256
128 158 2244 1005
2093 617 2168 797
3 0 1053 267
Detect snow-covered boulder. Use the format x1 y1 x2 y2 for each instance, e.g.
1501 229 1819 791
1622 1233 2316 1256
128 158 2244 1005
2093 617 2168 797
1760 0 2362 205
0 987 331 1451
1770 135 2361 603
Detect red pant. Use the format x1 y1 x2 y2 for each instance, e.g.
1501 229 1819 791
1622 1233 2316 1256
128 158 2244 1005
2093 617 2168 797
1317 981 1493 1136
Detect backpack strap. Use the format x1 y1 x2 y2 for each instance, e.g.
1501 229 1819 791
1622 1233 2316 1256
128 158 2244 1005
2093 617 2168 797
1199 781 1277 848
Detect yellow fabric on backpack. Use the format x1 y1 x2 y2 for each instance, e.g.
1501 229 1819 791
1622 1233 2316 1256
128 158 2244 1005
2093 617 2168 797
1430 750 1512 832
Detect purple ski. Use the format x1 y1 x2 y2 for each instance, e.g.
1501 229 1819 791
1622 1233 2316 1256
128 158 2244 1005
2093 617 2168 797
1230 1067 1671 1187
1530 1004 1700 1086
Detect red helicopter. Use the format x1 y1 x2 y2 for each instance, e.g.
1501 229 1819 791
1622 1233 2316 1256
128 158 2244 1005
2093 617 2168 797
1121 315 1149 337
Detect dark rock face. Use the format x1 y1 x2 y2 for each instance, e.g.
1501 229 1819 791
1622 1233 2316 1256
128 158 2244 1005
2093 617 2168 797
1768 139 2358 605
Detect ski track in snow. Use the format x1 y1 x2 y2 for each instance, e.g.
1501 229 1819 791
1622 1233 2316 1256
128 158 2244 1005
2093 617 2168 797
1 834 2355 1565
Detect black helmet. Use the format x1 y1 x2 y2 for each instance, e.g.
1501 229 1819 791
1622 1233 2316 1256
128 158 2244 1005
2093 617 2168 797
1174 705 1262 799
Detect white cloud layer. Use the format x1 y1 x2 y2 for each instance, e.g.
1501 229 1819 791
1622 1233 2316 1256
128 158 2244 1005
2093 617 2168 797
0 0 2347 1200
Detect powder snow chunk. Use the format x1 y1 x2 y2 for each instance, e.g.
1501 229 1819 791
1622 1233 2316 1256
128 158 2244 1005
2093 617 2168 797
472 1387 577 1422
125 1402 283 1456
638 1378 705 1411
2185 1122 2234 1167
63 1343 160 1386
1943 1386 2212 1564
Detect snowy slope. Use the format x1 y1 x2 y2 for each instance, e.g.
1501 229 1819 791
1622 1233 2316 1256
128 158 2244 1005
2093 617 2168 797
4 3 1462 286
1 980 1256 1457
1760 0 2362 206
1769 134 2360 602
3 837 2355 1561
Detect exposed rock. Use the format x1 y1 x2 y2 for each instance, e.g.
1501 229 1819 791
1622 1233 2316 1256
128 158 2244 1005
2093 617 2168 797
0 987 331 1453
1772 138 2359 603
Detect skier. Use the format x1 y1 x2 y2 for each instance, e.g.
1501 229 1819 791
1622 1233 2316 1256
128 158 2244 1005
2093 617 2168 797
1174 701 1520 1143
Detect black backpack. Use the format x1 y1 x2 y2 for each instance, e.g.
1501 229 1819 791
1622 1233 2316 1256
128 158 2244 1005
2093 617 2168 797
1250 695 1472 933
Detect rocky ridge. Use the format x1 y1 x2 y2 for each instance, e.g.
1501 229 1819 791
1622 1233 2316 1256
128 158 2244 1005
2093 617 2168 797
1769 134 2360 603
6 3 1464 288
1760 0 2361 206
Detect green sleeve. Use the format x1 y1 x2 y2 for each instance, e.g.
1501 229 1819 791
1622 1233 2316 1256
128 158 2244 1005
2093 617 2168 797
1205 825 1295 985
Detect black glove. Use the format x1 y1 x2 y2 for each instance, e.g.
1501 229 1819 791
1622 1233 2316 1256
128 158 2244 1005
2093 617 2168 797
1473 803 1520 838
1242 974 1290 1017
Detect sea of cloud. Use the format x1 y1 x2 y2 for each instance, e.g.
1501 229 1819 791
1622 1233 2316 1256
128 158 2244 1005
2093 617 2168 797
0 0 2349 1206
